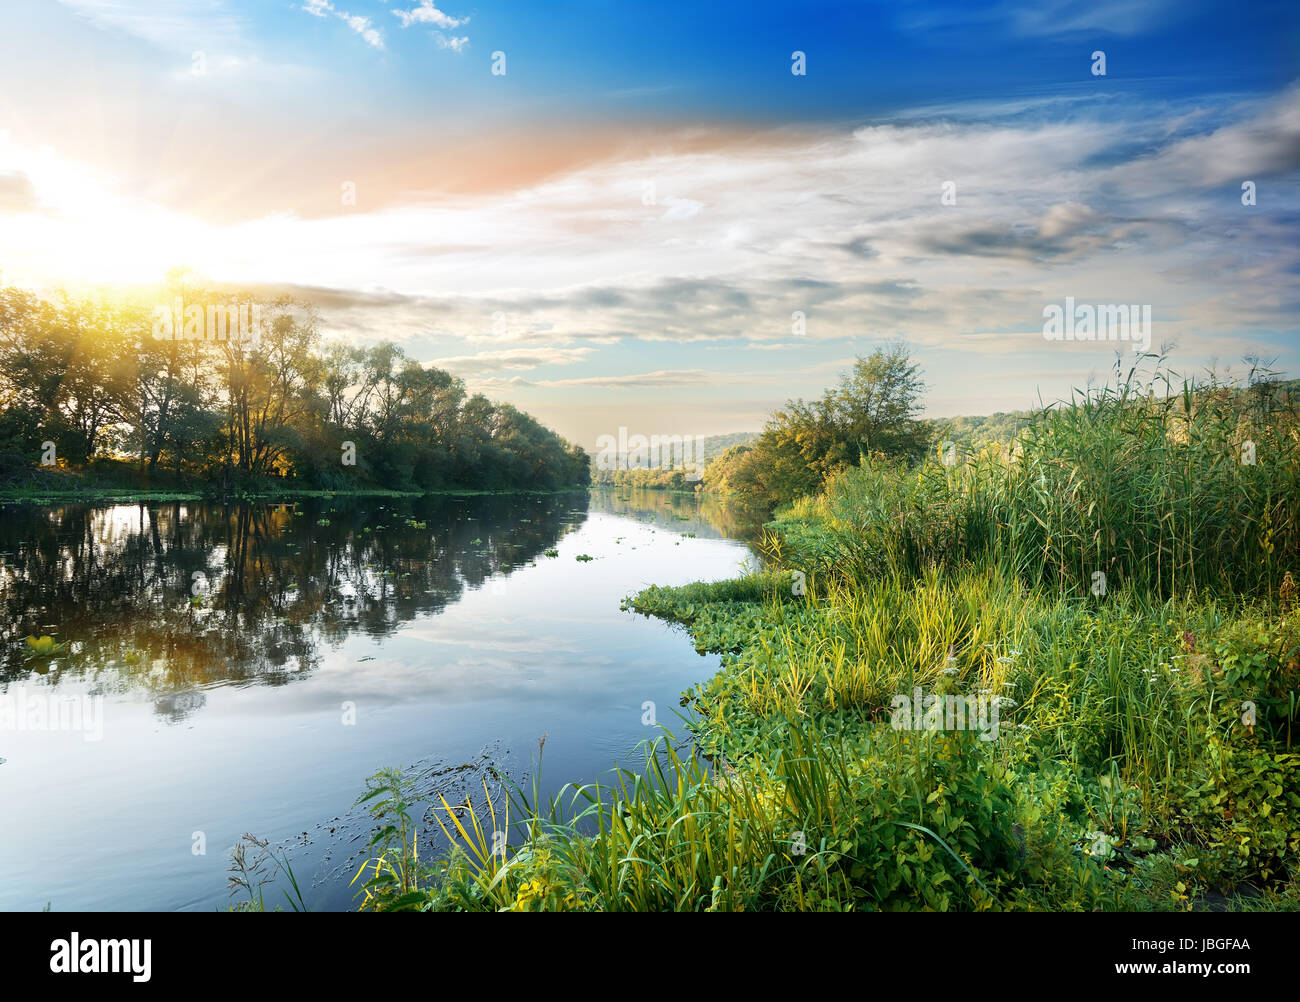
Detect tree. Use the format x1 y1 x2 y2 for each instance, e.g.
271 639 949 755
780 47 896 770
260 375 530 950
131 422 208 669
727 343 931 506
0 281 589 493
218 298 321 480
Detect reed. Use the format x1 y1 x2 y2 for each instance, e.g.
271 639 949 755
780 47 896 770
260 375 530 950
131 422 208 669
350 361 1300 912
776 359 1299 600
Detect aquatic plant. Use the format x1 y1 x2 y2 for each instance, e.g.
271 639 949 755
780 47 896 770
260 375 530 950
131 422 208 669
350 767 426 911
227 833 307 913
23 635 67 657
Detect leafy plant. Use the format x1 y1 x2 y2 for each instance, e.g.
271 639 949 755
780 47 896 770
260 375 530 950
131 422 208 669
351 766 426 911
23 634 67 657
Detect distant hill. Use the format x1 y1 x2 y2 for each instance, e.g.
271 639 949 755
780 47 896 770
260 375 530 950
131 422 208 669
697 431 759 462
589 431 759 488
929 409 1034 454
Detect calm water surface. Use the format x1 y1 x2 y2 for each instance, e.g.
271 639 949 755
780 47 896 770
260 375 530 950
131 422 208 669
0 488 760 911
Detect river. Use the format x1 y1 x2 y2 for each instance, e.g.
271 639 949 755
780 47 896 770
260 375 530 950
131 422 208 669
0 487 760 911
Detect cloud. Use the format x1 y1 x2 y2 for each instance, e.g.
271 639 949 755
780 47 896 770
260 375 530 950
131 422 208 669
140 87 1293 367
895 0 1181 39
839 236 878 259
911 201 1150 262
431 346 595 376
1105 85 1300 196
392 2 467 30
661 196 703 221
300 0 384 49
495 370 730 390
391 2 469 51
6 86 1297 437
1006 0 1179 37
340 13 384 49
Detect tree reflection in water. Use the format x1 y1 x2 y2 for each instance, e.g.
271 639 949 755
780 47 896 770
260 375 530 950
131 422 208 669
0 492 591 723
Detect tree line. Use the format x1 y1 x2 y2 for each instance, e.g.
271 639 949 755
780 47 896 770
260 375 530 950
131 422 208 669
0 279 590 492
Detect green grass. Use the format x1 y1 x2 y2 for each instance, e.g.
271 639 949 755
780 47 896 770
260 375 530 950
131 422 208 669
772 362 1298 600
0 487 205 503
357 572 1297 912
340 362 1300 912
0 484 596 503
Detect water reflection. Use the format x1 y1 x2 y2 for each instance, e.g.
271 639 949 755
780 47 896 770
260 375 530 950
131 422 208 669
0 489 767 727
0 487 762 910
0 493 589 722
586 486 770 545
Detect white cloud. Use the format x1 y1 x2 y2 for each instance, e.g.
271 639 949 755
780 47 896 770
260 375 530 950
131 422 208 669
340 13 384 49
300 0 385 49
393 2 467 30
5 88 1297 426
896 0 1181 39
435 33 469 52
432 346 595 375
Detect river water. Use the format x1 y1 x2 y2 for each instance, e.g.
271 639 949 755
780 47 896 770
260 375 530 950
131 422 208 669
0 488 759 911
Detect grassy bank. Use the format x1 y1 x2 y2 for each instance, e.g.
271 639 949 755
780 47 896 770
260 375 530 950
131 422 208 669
0 465 592 506
342 366 1299 912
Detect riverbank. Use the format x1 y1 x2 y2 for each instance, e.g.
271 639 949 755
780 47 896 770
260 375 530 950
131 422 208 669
346 564 1297 912
342 369 1300 912
0 482 593 504
0 456 593 505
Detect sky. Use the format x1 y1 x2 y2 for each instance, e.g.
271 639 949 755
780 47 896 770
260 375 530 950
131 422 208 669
0 0 1297 448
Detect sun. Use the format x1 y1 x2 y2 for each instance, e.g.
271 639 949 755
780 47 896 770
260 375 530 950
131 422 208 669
1 141 217 289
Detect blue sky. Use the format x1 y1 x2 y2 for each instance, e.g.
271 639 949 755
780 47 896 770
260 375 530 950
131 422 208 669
1 0 1297 445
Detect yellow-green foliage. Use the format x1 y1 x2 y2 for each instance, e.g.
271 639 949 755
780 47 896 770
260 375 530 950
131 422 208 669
353 363 1300 912
358 566 1299 911
774 365 1300 599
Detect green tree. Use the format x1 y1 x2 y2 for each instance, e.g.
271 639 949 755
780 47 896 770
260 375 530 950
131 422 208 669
729 343 930 506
